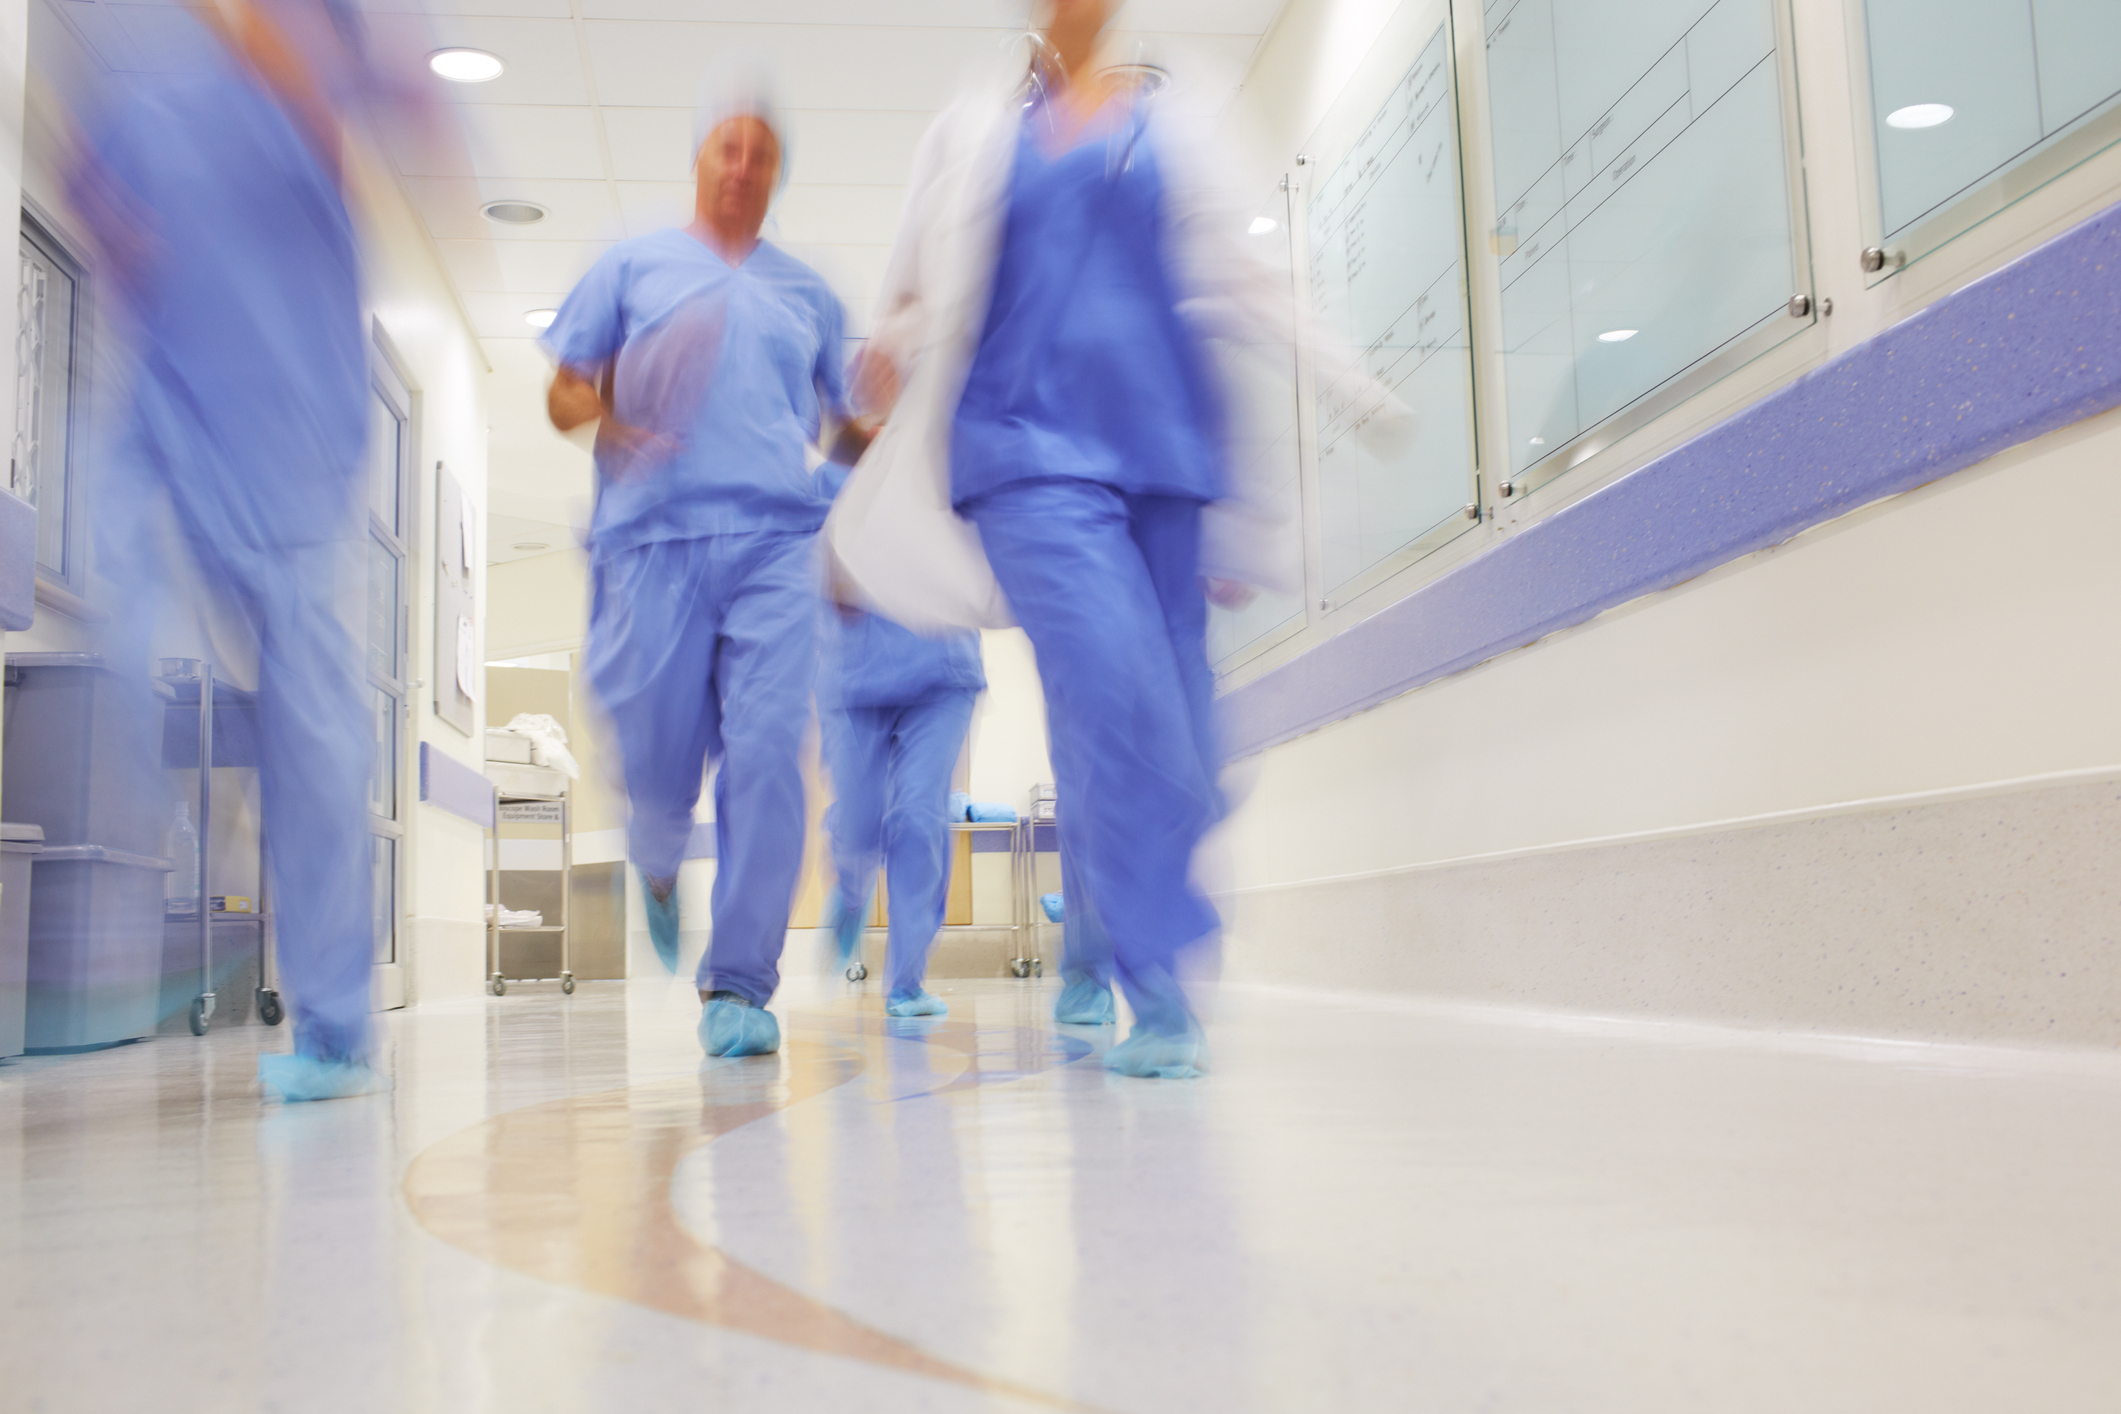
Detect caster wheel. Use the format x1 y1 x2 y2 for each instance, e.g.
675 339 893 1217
1010 959 1032 979
1033 960 1043 978
845 962 868 982
187 997 210 1036
491 977 507 997
560 974 576 995
257 989 284 1027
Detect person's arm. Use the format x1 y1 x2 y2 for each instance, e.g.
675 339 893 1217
548 365 603 432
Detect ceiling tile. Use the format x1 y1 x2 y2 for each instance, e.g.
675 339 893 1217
353 0 574 18
582 22 1004 111
462 287 577 340
781 110 935 187
612 180 695 238
1125 0 1289 35
362 15 591 106
600 106 694 182
402 176 624 241
435 238 614 293
395 104 608 179
578 0 1004 24
769 184 908 247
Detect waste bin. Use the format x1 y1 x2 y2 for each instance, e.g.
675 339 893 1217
0 822 42 1058
2 653 162 856
25 844 169 1052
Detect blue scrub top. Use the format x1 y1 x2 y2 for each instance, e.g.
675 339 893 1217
950 100 1225 509
818 463 986 710
92 14 366 551
545 230 849 557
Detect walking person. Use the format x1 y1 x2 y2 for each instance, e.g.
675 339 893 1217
545 69 859 1058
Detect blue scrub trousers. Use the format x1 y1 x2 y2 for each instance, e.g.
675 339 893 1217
585 531 819 1004
103 491 373 1064
963 479 1221 1035
822 689 977 1000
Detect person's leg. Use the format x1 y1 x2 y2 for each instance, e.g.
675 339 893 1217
879 690 976 1012
1053 822 1117 1024
964 481 1218 1074
822 704 887 968
250 539 379 1088
699 532 819 1013
582 541 722 970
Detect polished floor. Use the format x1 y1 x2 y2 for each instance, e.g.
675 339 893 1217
3 973 2120 1412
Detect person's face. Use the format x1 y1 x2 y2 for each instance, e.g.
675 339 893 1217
1041 0 1113 43
695 115 780 236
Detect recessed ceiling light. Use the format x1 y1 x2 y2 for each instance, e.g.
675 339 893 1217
1597 328 1638 342
1248 216 1278 235
1886 103 1954 130
481 199 547 226
1529 436 1546 445
524 308 558 330
430 48 504 83
511 541 549 552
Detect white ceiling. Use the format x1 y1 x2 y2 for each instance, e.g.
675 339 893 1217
356 0 1291 561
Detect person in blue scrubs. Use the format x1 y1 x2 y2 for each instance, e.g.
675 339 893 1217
816 465 985 1017
79 1 384 1101
545 79 856 1059
944 8 1230 1078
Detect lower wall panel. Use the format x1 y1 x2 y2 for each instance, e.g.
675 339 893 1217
1221 773 2121 1048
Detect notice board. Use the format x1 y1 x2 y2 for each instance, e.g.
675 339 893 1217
433 461 477 736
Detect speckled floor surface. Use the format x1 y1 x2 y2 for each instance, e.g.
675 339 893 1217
3 975 2118 1412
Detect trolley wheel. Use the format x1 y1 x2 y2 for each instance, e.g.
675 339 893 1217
1010 959 1032 979
491 976 507 997
1033 959 1043 978
560 973 576 995
846 961 868 982
256 989 284 1027
187 996 210 1036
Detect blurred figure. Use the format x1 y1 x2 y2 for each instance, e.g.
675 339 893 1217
837 0 1404 1077
816 461 985 1018
75 0 383 1100
544 68 858 1059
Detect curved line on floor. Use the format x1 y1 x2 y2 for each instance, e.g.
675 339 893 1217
402 1028 1116 1414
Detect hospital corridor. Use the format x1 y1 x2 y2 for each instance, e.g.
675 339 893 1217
1 0 2118 1411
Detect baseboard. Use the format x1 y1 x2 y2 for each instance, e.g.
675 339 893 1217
1220 772 2121 1049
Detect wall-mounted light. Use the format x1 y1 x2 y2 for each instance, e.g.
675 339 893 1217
1597 329 1637 343
429 48 505 83
524 308 558 330
481 200 547 226
1886 103 1954 129
1248 216 1279 235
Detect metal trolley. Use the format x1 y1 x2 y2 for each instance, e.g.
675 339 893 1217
485 786 573 996
156 658 280 1035
839 818 1032 983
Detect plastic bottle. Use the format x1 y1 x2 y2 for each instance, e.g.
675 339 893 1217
165 801 200 916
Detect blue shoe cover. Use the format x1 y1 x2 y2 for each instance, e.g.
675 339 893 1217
1104 1025 1203 1079
699 995 781 1057
885 990 947 1018
1053 977 1116 1025
642 874 680 973
258 1053 388 1102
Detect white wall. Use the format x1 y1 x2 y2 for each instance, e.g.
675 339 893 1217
1210 0 2121 1043
968 629 1051 814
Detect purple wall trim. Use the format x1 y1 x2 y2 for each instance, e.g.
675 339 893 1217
1222 198 2121 759
418 742 495 829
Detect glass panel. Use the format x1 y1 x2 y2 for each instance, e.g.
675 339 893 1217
1208 188 1305 665
367 533 399 683
1864 0 2121 239
1485 0 1797 476
14 236 77 577
371 687 397 820
1306 21 1477 597
371 833 395 965
368 388 401 535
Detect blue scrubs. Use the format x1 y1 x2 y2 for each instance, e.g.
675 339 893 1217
548 232 848 1004
816 468 985 1001
91 19 373 1065
952 100 1227 1039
